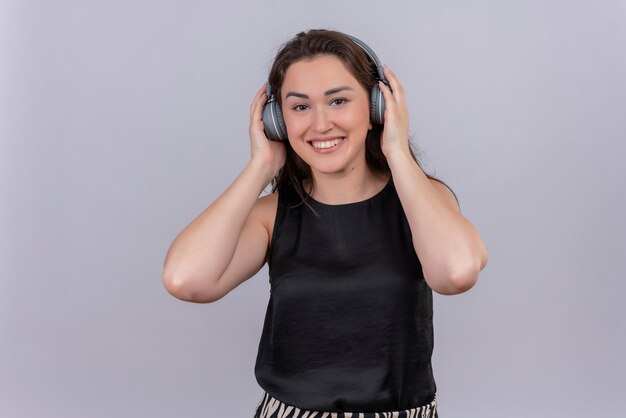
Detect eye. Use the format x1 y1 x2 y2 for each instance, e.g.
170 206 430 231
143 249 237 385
329 97 348 106
291 104 309 111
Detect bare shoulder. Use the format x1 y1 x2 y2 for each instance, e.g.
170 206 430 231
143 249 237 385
428 178 460 212
251 191 279 243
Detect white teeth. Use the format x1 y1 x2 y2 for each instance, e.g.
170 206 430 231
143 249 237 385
311 138 342 149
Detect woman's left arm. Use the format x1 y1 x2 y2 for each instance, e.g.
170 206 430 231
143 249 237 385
378 67 488 295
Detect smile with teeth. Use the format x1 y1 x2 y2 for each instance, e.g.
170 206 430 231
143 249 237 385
310 138 344 149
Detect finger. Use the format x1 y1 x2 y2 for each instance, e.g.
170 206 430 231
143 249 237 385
250 83 268 119
250 83 266 115
383 66 405 101
378 80 400 123
251 83 266 107
384 67 404 101
378 80 395 112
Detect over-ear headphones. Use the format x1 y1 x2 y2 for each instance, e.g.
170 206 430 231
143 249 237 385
262 34 389 142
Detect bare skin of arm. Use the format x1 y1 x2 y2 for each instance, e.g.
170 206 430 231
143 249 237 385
162 85 285 303
378 67 488 295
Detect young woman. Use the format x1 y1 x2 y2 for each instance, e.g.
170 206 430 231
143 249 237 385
163 29 488 418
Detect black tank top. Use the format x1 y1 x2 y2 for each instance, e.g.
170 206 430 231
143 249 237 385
254 178 436 412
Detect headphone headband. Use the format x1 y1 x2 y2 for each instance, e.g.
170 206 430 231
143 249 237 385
345 35 386 82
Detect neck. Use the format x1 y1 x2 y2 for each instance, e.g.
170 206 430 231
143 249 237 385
305 167 390 205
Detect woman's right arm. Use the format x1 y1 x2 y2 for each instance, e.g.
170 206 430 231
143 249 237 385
161 85 286 303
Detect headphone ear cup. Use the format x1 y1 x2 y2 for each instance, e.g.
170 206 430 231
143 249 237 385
370 83 386 126
262 100 288 141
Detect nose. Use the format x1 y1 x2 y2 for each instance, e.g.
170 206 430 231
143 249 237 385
311 106 333 133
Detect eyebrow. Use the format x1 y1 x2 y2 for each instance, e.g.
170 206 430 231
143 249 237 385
284 85 354 99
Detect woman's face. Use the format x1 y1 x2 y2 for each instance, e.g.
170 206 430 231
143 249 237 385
280 54 372 177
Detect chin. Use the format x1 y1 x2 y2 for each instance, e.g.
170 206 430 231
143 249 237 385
309 163 351 176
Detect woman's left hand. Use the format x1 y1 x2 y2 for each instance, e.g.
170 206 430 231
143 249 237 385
378 66 411 158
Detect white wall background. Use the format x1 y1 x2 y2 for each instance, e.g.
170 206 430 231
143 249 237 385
1 0 625 417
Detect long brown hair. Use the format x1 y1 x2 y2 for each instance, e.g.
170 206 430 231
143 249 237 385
268 29 457 207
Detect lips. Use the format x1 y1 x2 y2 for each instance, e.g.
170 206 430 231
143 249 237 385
307 137 345 152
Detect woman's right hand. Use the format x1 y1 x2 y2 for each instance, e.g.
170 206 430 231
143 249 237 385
249 84 287 178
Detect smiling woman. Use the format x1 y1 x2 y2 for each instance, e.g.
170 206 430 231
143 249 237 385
162 29 488 417
280 55 373 179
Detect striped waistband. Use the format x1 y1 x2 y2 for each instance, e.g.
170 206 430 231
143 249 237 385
254 392 438 418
